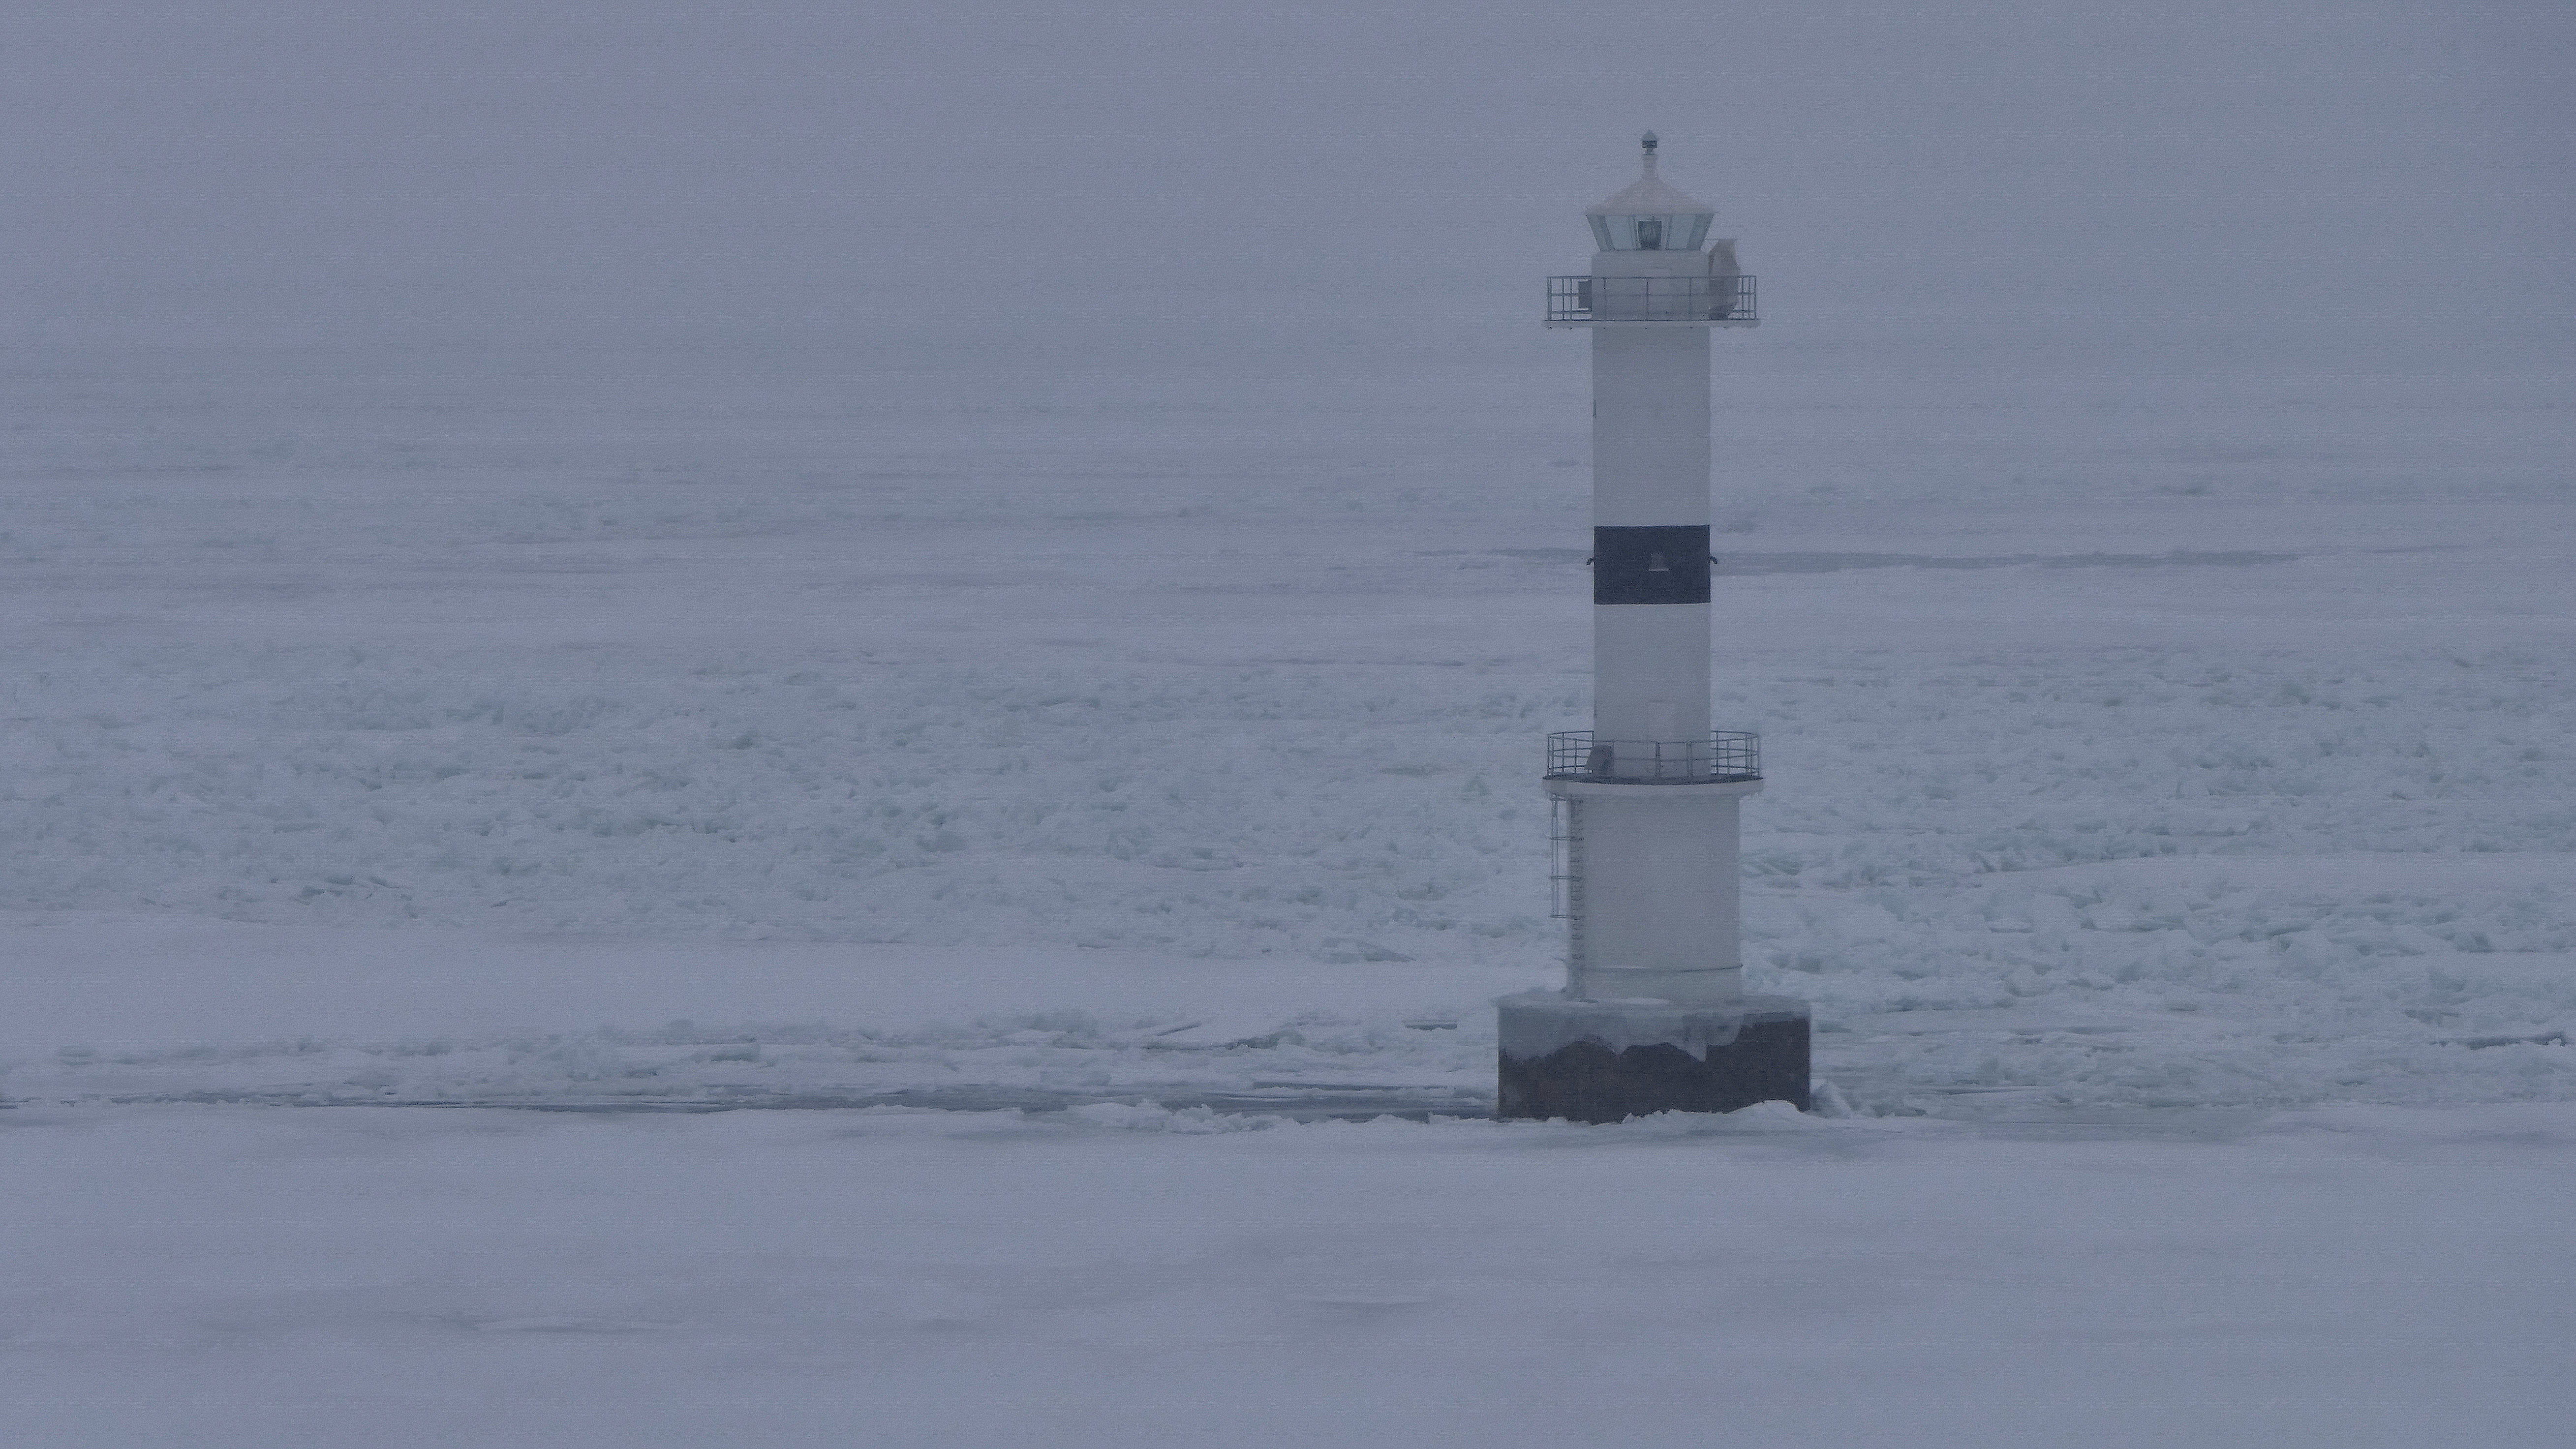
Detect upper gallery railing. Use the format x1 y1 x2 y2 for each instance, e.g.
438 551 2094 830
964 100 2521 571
1547 273 1757 325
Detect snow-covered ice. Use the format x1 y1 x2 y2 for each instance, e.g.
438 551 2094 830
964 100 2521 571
2 914 1513 1113
7 1101 2573 1448
2 318 2572 1440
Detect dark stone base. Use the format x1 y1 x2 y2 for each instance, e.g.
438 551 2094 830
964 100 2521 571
1496 992 1810 1123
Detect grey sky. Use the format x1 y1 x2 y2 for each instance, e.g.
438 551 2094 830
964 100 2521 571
3 1 2567 338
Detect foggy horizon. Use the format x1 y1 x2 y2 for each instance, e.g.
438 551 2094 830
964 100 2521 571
5 1 2570 347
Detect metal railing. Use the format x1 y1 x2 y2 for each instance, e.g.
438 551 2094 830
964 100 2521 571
1547 273 1757 324
1546 730 1760 784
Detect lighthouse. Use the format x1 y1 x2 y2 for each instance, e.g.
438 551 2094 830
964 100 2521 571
1496 134 1811 1122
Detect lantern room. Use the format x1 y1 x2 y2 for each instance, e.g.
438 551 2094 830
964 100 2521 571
1584 133 1716 252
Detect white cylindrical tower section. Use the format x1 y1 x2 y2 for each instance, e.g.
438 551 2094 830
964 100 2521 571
1595 604 1709 759
1557 786 1748 1002
1591 328 1710 527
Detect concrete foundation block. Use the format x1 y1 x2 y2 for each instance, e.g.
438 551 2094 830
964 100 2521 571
1496 991 1810 1123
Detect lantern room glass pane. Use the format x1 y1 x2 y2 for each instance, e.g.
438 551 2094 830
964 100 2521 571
1588 212 1714 252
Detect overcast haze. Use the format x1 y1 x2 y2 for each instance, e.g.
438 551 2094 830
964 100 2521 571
8 8 2576 1438
4 0 2569 343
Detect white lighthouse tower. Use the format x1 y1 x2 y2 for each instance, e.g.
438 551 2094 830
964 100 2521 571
1497 134 1810 1122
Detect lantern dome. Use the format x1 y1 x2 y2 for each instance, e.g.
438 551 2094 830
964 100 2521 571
1584 132 1715 252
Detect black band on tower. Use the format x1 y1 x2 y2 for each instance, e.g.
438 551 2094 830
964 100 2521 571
1593 525 1711 605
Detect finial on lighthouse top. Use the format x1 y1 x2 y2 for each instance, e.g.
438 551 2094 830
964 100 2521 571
1587 132 1713 252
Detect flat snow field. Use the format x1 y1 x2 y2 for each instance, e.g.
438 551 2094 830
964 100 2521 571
3 318 2574 1444
7 1102 2571 1449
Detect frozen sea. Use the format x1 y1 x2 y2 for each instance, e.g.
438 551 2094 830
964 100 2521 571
4 314 2573 1445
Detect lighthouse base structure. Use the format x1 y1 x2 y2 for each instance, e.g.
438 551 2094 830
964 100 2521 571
1496 991 1810 1123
